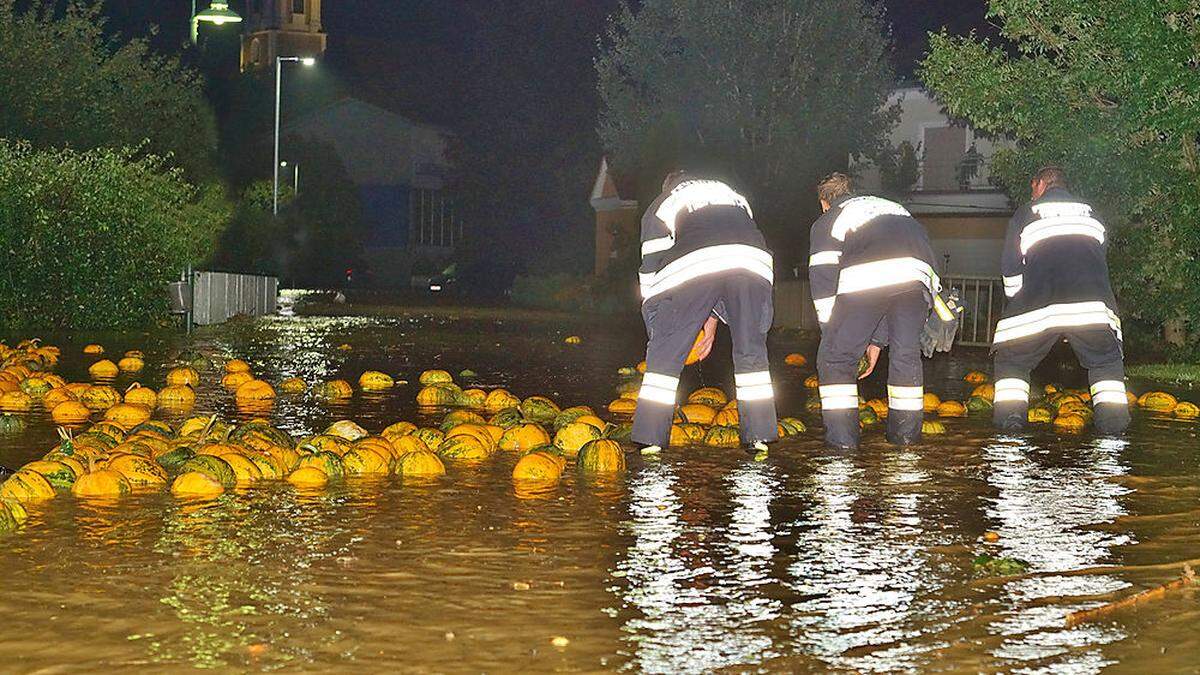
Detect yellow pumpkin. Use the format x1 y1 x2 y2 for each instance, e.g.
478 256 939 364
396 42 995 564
88 360 119 379
51 400 92 425
166 366 200 387
922 393 942 413
222 371 255 390
104 403 151 429
381 421 418 441
553 422 602 457
117 356 144 373
123 350 144 359
577 439 627 473
457 388 487 408
286 466 329 487
105 454 168 487
221 454 264 483
279 377 307 393
677 403 716 425
444 424 498 453
358 371 395 391
687 387 729 407
574 414 606 432
784 353 807 367
936 401 968 418
390 435 430 457
82 344 105 355
71 470 131 499
1138 391 1178 412
158 385 196 408
42 387 76 410
395 450 446 476
123 385 157 409
803 375 820 388
225 359 252 373
963 371 989 384
607 398 637 415
921 420 947 435
512 451 566 482
171 472 225 498
1 470 56 503
353 436 398 461
342 447 391 475
865 399 889 418
0 390 33 412
1173 401 1199 419
498 423 552 453
80 385 121 411
235 379 277 402
713 407 740 427
484 388 521 412
418 369 454 386
1053 413 1088 432
971 383 995 401
636 361 647 374
683 330 707 365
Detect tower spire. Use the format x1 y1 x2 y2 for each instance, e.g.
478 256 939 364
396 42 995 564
240 0 327 71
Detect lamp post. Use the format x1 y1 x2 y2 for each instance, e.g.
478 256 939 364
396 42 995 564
274 56 316 215
280 161 300 195
191 0 242 44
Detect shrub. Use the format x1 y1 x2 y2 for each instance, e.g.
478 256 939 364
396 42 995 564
0 142 229 328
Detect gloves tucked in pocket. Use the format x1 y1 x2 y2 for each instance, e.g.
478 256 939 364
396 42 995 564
920 288 964 358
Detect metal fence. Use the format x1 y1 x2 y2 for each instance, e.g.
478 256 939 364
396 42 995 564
773 275 1005 348
190 271 279 326
942 274 1004 347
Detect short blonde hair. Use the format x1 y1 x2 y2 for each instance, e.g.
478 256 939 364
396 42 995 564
817 172 853 203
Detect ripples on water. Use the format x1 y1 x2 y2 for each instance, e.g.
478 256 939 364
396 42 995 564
0 308 1198 672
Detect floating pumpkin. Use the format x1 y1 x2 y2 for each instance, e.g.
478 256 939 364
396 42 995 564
498 423 551 453
395 450 445 476
222 371 255 390
342 447 391 476
296 451 345 479
577 439 626 473
117 356 144 373
937 401 968 418
179 456 237 488
18 377 51 399
485 389 521 412
704 425 741 448
106 454 168 487
1 470 56 503
221 454 264 483
359 371 395 391
520 396 561 424
278 377 307 393
71 469 131 499
669 423 704 446
22 460 78 489
714 408 740 427
325 420 369 442
158 385 196 408
444 423 497 452
286 466 328 488
608 398 637 415
83 344 105 355
104 403 151 429
784 353 807 367
922 393 942 413
80 385 120 411
0 390 33 412
512 451 565 482
418 369 454 386
1053 413 1088 432
963 371 989 384
166 366 200 387
677 403 716 425
171 471 225 498
865 399 889 418
1174 402 1199 419
803 375 820 388
636 361 647 374
564 335 583 345
122 384 157 409
971 383 995 401
553 422 602 457
225 359 252 374
51 400 91 425
1027 406 1054 424
437 434 491 461
390 435 430 457
413 427 445 448
777 417 806 437
921 420 947 435
1138 391 1177 412
235 379 276 402
381 421 418 441
416 385 458 407
966 396 993 413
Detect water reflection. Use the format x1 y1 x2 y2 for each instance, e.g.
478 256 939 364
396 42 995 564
982 436 1133 668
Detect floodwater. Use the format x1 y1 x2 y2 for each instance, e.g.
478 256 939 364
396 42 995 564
1 297 1198 673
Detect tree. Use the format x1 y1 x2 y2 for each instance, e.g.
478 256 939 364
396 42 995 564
920 1 1200 352
596 0 897 268
0 0 220 183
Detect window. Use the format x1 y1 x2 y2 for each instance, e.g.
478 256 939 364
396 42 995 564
409 189 463 248
293 0 305 15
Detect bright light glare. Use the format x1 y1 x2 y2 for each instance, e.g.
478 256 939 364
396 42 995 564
301 58 316 66
430 285 443 292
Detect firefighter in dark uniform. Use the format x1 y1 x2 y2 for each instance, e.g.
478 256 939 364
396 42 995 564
992 167 1130 433
632 170 778 453
809 173 941 449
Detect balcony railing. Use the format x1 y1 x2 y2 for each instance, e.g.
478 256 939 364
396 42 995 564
915 154 996 192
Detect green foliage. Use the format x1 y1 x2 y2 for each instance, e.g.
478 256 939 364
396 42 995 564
0 142 230 329
876 141 921 199
920 1 1200 351
596 0 897 265
0 0 220 183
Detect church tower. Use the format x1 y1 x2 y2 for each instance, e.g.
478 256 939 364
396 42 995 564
240 0 327 72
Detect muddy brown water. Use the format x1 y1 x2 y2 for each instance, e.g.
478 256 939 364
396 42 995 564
1 300 1197 673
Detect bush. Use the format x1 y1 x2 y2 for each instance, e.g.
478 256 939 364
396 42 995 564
0 142 229 329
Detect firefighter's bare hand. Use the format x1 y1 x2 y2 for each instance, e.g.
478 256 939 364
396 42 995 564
696 316 719 361
859 344 881 380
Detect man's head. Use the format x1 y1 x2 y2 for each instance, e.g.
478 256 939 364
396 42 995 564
662 169 689 192
817 172 853 213
1030 166 1067 200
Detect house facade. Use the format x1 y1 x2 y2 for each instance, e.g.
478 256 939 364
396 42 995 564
852 86 1015 277
240 0 328 71
282 98 459 286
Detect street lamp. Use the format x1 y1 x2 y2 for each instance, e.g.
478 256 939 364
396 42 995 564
191 0 242 44
280 161 300 195
274 56 316 215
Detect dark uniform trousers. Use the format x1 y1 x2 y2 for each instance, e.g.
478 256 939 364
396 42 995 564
992 327 1130 434
631 272 778 448
817 287 927 448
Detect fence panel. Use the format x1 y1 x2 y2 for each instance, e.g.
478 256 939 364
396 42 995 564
943 275 1003 347
773 280 817 330
190 271 279 326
